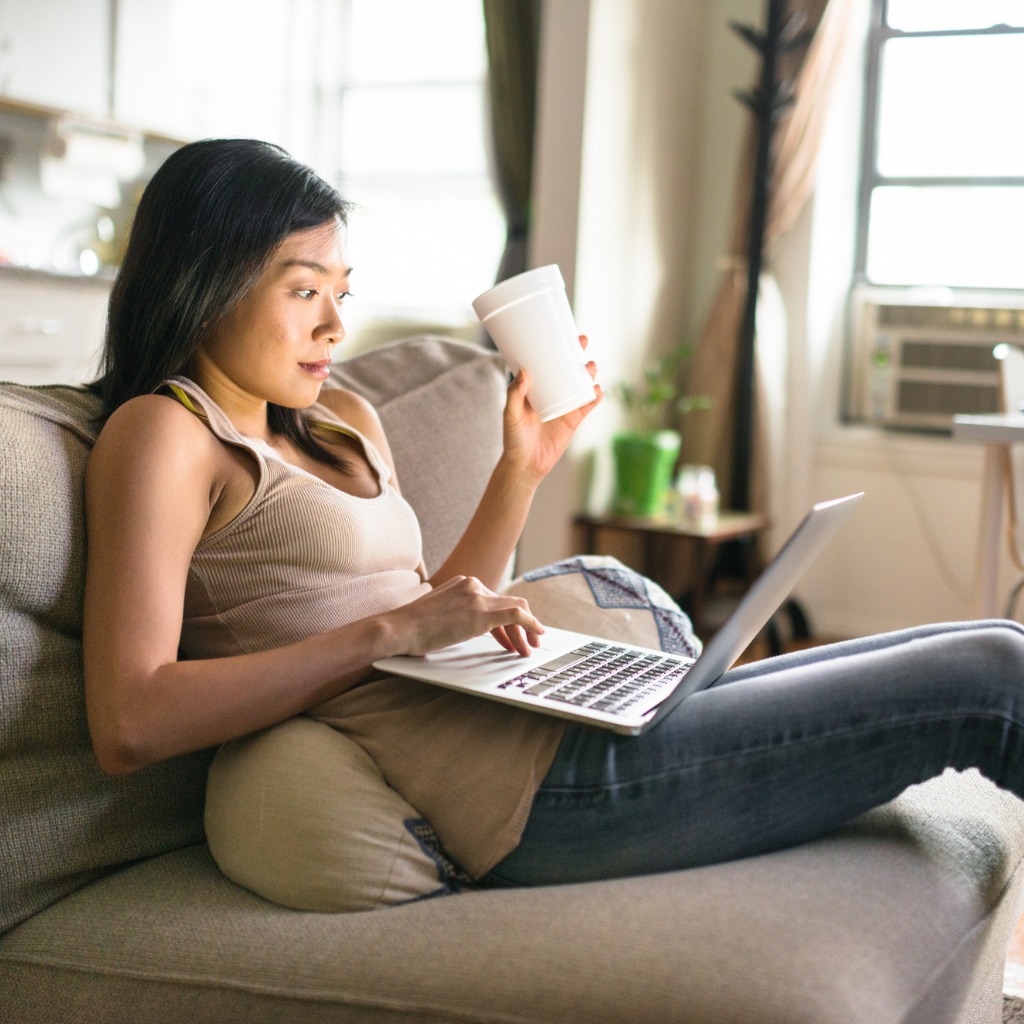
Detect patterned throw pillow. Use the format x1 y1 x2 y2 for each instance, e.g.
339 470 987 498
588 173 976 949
503 555 702 658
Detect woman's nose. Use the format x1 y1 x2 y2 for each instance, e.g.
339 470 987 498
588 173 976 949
320 299 345 344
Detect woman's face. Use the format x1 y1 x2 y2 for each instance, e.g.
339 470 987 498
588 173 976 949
192 219 352 412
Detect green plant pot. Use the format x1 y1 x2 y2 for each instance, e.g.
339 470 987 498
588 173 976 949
611 430 681 517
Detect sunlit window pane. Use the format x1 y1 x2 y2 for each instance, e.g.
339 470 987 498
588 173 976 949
350 0 485 82
341 85 487 177
341 180 505 313
332 0 503 319
876 36 1024 178
866 187 1024 289
886 0 1024 32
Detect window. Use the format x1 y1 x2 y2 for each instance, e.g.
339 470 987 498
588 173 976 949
324 0 505 328
856 0 1024 291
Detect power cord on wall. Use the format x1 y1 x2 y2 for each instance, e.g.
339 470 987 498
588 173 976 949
1006 576 1024 620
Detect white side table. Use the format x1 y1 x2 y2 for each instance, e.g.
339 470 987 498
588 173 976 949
953 413 1024 618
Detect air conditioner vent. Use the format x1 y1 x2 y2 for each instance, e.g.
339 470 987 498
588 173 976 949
877 304 1024 333
848 287 1024 432
897 380 1001 418
900 340 999 373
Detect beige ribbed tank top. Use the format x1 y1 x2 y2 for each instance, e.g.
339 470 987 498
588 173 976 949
168 376 566 877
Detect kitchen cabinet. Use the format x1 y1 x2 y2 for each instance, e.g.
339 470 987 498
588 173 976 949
1 0 112 118
1 0 331 158
0 271 111 386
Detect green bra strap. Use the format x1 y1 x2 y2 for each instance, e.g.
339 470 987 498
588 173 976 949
314 421 356 442
166 383 204 418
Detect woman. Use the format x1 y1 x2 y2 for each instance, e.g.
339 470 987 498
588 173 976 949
84 138 1024 889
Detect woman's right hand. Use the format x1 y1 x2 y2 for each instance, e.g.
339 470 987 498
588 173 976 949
383 576 545 658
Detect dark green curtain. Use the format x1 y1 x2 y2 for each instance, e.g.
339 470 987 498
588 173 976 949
482 0 541 283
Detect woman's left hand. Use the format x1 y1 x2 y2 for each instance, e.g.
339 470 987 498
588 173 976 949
502 335 602 482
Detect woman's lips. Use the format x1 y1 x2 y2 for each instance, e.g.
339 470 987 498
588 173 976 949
299 360 331 380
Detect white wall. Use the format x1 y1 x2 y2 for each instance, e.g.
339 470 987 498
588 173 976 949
685 0 761 342
523 0 1023 637
521 0 732 572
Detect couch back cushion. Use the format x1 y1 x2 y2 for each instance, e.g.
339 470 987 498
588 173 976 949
329 335 507 576
0 336 505 934
0 384 213 936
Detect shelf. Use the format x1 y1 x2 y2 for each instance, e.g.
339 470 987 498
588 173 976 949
0 93 189 147
573 510 769 543
0 263 116 286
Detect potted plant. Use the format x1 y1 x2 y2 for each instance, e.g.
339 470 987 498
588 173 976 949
611 345 711 517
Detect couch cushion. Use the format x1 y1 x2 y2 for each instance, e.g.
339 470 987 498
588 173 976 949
329 335 507 576
0 384 212 937
503 555 703 657
2 769 1023 1023
204 717 471 911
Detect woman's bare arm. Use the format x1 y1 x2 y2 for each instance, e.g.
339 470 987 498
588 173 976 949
83 396 542 777
431 344 602 590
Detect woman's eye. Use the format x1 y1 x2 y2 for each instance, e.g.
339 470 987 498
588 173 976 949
337 291 352 303
296 288 317 299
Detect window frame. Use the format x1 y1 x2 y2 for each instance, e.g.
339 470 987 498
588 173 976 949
854 0 1024 291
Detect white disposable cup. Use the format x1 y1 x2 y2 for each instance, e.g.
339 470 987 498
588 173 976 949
472 265 594 421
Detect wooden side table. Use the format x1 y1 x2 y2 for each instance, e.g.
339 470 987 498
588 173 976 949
572 511 770 639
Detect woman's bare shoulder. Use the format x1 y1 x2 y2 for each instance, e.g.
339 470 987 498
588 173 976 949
98 392 214 441
317 385 382 436
90 393 222 484
316 385 400 482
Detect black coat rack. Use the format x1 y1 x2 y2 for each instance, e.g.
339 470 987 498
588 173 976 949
729 0 813 511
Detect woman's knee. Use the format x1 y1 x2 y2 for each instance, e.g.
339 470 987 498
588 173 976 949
978 619 1024 671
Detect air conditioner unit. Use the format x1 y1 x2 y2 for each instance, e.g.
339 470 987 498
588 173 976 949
847 286 1024 431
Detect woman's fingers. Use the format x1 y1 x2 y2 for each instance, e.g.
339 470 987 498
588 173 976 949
506 367 530 408
491 622 544 657
399 576 544 656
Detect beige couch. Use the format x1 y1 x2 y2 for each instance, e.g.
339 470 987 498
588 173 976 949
3 334 1024 1023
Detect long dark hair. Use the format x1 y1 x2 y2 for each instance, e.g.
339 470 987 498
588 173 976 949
92 138 353 466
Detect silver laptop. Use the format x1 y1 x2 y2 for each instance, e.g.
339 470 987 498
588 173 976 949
374 492 863 735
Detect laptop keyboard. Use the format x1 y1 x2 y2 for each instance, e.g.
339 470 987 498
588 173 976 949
498 640 694 716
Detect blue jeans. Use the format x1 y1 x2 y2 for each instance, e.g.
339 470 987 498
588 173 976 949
484 619 1024 885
